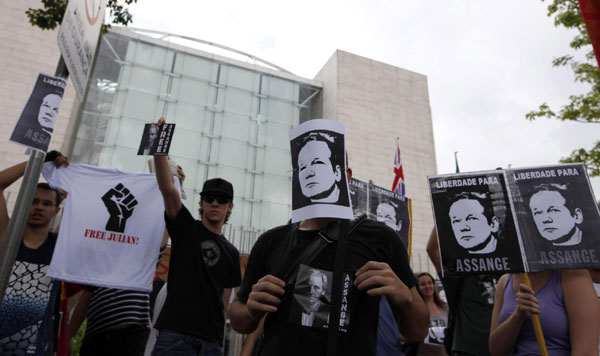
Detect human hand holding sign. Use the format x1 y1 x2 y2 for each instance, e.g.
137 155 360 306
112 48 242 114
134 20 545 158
514 283 540 318
102 183 138 233
246 275 286 321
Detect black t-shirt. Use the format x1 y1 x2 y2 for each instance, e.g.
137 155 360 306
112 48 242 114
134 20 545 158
441 274 498 356
155 206 241 344
237 219 417 356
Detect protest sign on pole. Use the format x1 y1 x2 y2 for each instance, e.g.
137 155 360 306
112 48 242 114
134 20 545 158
429 171 525 275
349 178 368 217
348 178 412 254
58 0 107 100
429 163 600 275
368 183 411 251
506 163 600 271
9 74 67 153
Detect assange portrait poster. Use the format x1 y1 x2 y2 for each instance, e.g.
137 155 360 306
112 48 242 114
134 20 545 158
368 183 411 251
10 73 66 152
429 171 525 275
289 119 353 223
137 123 176 156
349 178 368 218
506 163 600 271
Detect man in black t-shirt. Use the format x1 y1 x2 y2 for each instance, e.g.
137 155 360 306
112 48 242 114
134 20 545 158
229 166 428 355
152 118 241 355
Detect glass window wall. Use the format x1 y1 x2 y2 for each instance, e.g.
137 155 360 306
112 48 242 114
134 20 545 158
70 31 321 241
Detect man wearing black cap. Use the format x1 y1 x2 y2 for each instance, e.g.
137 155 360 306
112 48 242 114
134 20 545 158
151 118 241 355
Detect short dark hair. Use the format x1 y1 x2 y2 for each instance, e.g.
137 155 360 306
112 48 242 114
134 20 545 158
37 183 61 206
299 131 339 170
449 191 495 224
529 183 577 215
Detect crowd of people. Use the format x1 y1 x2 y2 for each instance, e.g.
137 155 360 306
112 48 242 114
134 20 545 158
0 117 599 356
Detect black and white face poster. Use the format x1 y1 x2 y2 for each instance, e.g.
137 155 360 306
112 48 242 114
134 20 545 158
368 183 411 250
137 123 175 156
9 73 66 152
289 264 353 332
429 171 525 275
349 178 368 218
507 163 600 271
289 119 353 223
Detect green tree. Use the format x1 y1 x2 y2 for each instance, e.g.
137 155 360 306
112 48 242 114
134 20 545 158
526 0 600 176
26 0 138 33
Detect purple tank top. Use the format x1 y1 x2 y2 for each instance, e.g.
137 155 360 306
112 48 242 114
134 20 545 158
498 271 570 356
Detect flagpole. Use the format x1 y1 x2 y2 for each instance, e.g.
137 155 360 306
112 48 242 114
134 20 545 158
454 151 460 173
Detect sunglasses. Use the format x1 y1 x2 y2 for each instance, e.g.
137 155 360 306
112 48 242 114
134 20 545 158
201 194 231 204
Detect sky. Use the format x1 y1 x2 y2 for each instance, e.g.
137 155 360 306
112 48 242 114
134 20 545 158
126 0 600 195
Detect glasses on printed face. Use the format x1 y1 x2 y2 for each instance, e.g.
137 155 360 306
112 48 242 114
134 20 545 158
201 194 231 204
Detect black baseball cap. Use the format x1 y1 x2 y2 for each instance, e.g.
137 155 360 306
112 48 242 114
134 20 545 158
201 178 234 199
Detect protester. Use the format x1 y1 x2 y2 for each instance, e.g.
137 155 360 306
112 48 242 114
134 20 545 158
0 152 67 355
151 117 241 355
229 124 428 355
66 229 169 356
427 228 498 356
489 270 599 355
416 272 448 356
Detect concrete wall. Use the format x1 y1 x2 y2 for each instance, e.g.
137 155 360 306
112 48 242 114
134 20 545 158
0 0 78 209
314 50 438 272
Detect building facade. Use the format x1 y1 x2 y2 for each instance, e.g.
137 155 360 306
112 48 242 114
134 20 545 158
1 0 436 271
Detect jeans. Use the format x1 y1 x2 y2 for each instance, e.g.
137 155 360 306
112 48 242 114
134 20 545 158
79 324 149 356
152 329 223 356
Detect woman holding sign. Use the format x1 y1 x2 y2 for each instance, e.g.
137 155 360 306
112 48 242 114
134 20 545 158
489 270 599 355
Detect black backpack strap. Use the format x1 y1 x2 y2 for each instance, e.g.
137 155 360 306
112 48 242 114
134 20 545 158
326 219 351 356
281 234 330 285
281 215 368 286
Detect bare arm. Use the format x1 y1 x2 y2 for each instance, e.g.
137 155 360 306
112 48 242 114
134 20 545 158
239 316 265 356
67 289 92 340
489 274 534 355
160 228 169 248
426 227 442 274
222 288 233 311
563 269 600 356
0 162 28 240
230 275 286 334
152 119 181 221
354 261 429 343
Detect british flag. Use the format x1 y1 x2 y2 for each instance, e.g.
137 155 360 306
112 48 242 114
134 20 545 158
391 143 405 197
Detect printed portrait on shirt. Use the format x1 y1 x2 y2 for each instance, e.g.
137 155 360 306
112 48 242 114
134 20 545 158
289 120 353 223
289 264 353 332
